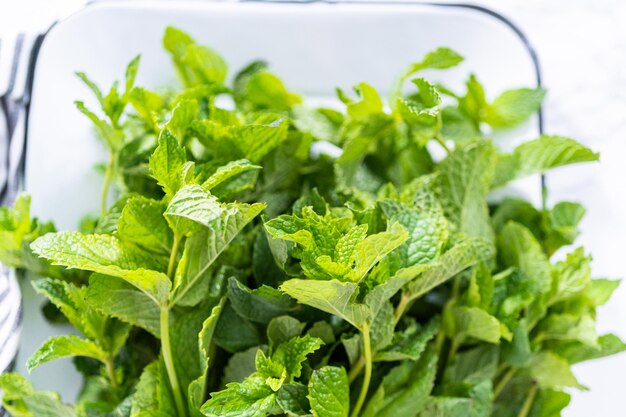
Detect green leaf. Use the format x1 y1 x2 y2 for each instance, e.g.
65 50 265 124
544 201 586 255
31 279 106 345
236 69 301 112
437 140 496 242
181 44 227 86
308 366 350 417
444 345 499 384
351 222 409 280
458 75 487 127
549 247 591 304
375 318 439 362
555 333 626 364
272 334 323 380
277 383 310 416
164 184 223 235
149 130 188 198
345 83 384 120
87 274 161 337
166 99 199 141
214 303 263 353
27 335 107 372
128 87 164 131
493 136 599 188
31 232 170 305
405 238 493 300
201 375 278 417
131 361 177 416
539 313 598 346
117 196 172 256
0 373 76 417
379 200 448 270
420 380 493 417
408 48 465 72
483 88 545 128
169 191 265 306
280 279 370 328
75 101 123 151
585 278 621 306
370 301 395 352
498 222 551 295
163 26 227 87
445 306 502 344
76 71 104 105
529 389 571 417
526 352 585 390
189 301 224 412
201 159 261 198
362 345 437 417
233 118 289 163
228 278 299 325
392 48 463 104
267 316 306 350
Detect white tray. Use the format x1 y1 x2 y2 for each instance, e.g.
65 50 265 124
16 1 614 414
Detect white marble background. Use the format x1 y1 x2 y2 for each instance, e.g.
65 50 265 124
2 1 626 416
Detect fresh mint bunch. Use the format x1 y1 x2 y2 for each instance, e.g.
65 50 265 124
0 26 623 417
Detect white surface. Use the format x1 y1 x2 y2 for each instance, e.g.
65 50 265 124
2 0 625 415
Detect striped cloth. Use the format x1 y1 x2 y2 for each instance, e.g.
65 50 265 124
0 265 21 413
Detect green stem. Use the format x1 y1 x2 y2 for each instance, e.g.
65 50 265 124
434 133 451 153
494 367 516 399
517 384 538 417
101 153 115 215
394 293 412 324
167 233 182 279
451 276 461 300
160 306 187 417
348 357 365 384
104 356 118 389
350 324 373 417
447 338 460 365
434 112 451 154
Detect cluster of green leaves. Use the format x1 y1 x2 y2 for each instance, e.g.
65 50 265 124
1 27 623 417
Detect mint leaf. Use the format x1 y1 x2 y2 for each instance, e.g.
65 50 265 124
437 140 496 242
493 136 599 188
149 130 188 198
87 274 161 337
483 88 546 128
362 345 437 417
27 335 108 372
228 279 298 325
0 373 76 417
272 334 323 380
31 232 170 305
405 238 493 301
280 279 370 328
117 196 172 256
445 306 502 345
526 352 585 390
308 366 349 417
169 190 265 306
201 159 261 198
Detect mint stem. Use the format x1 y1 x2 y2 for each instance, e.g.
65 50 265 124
167 232 182 279
350 324 372 417
494 367 516 398
104 355 118 389
160 306 187 417
517 384 538 417
101 153 115 215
